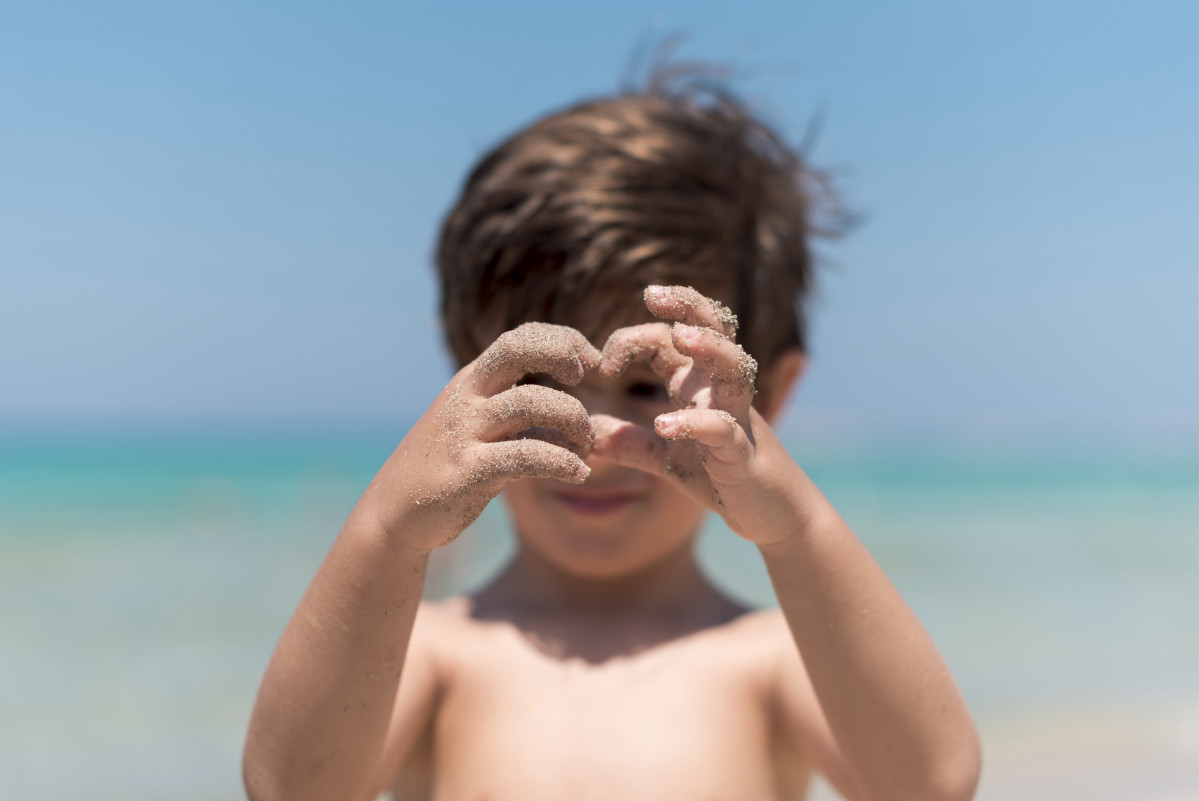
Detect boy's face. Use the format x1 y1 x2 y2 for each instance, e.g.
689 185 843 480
502 358 707 580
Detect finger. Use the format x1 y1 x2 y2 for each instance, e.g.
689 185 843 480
591 415 718 506
512 426 587 457
599 323 690 384
644 285 738 339
480 439 590 485
480 385 594 448
654 408 752 465
672 323 758 400
588 414 668 477
474 323 602 396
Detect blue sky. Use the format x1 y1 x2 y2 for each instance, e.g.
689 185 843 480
2 0 1196 441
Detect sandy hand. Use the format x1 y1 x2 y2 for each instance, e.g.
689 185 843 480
362 323 601 553
592 285 789 540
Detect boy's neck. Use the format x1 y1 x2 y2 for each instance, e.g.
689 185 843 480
470 538 747 664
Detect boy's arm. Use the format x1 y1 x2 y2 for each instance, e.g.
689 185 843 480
593 286 981 801
243 324 600 801
243 516 432 801
756 429 980 801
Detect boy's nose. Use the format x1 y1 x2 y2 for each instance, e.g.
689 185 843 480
568 384 610 418
579 395 610 419
580 446 648 485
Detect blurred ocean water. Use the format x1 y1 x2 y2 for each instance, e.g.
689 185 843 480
1 427 1197 800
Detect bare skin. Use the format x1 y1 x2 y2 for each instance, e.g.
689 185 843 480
244 287 981 801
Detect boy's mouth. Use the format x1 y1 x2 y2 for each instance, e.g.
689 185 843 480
550 487 645 516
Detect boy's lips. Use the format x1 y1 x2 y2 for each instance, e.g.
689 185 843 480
549 487 646 516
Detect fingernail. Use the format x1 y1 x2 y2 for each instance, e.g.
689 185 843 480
646 285 669 301
676 324 702 343
656 414 680 436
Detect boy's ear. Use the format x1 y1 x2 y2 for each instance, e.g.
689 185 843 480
752 348 806 425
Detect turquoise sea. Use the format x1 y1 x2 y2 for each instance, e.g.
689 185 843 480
2 425 1197 800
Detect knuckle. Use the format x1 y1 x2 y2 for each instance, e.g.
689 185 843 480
495 328 522 348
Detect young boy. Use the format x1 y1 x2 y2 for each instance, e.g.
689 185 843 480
244 78 981 801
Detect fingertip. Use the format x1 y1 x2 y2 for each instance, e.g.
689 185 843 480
654 413 691 440
643 285 669 305
670 323 703 356
554 455 590 485
575 336 603 370
553 355 585 386
598 356 622 379
654 413 675 438
597 339 629 377
644 285 682 321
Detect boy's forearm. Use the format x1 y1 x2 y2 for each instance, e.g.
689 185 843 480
243 508 428 801
241 326 599 800
757 469 981 801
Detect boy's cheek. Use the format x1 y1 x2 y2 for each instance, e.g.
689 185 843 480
500 478 542 522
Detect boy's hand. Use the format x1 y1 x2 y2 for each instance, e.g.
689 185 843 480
363 323 600 553
592 285 796 545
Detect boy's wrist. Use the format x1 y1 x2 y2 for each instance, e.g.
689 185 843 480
748 470 841 554
344 497 446 561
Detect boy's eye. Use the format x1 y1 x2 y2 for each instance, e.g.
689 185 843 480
627 381 668 401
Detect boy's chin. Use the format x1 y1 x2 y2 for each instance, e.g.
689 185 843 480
504 472 706 580
515 524 703 583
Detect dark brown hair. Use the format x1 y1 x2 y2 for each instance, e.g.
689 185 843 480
436 69 846 372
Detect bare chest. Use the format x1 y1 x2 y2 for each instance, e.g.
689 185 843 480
425 627 785 801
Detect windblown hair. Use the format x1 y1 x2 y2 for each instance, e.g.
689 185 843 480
436 69 846 372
